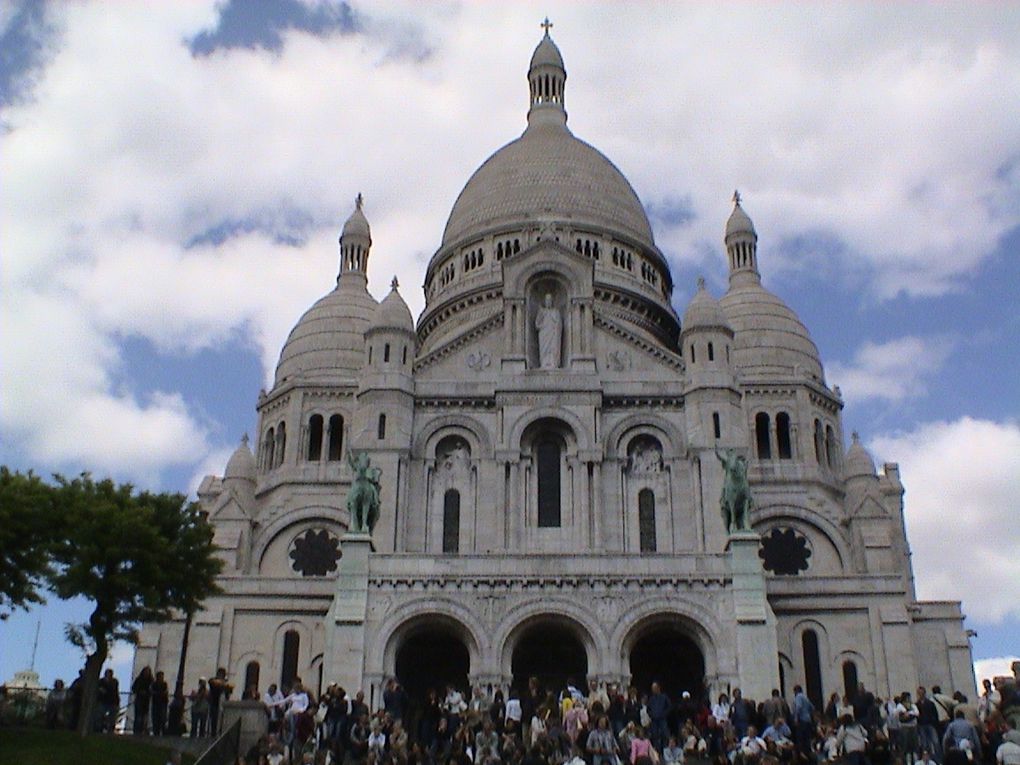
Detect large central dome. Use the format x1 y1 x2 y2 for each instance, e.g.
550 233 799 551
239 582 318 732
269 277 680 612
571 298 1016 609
440 31 655 249
441 121 656 248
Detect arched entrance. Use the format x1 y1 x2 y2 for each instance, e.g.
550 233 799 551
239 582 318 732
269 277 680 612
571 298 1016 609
629 624 705 700
511 621 588 696
395 624 470 705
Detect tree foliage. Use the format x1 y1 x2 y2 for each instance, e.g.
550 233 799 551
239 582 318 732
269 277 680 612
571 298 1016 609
0 467 56 619
0 468 223 734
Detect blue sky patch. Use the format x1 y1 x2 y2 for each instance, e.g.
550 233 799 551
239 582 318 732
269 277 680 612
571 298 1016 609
0 0 57 107
188 0 358 57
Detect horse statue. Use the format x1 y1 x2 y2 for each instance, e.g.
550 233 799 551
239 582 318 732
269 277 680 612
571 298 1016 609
715 447 753 533
346 451 381 533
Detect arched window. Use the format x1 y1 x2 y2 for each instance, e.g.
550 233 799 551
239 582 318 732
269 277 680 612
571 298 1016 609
776 412 793 459
307 415 323 461
402 345 407 365
802 630 823 709
638 489 656 553
244 661 260 695
368 346 373 364
712 412 722 439
384 343 390 363
327 415 344 461
377 414 387 440
814 419 824 464
275 422 286 467
442 489 460 554
778 659 787 698
755 412 772 459
690 344 696 363
264 427 275 470
708 342 715 361
825 425 836 468
842 660 859 698
281 630 300 690
536 437 561 527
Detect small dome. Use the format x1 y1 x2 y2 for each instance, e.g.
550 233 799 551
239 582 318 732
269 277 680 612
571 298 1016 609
274 278 378 385
371 277 414 333
224 435 256 481
845 432 877 479
342 194 371 241
725 197 756 239
682 278 730 332
530 33 564 70
720 281 824 380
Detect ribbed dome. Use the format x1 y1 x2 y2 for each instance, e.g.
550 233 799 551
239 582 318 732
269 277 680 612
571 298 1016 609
441 120 655 248
274 277 377 384
530 34 564 69
224 435 256 481
844 433 877 478
371 278 414 333
720 281 823 380
725 201 756 238
682 279 729 331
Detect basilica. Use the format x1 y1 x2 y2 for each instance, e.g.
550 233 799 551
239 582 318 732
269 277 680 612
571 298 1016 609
134 30 976 710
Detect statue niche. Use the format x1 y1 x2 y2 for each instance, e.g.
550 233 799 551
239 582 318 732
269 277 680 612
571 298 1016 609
529 282 565 370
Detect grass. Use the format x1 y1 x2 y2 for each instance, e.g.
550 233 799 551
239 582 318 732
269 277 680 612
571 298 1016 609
0 727 193 765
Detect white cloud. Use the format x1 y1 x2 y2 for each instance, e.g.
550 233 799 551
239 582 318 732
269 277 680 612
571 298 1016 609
870 417 1020 623
974 656 1019 686
829 336 954 402
2 2 1019 487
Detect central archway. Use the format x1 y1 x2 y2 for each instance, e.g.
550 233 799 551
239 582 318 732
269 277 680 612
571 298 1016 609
629 624 705 700
395 624 470 708
511 621 588 696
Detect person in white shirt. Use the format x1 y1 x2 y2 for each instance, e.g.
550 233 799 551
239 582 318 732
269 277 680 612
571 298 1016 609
897 692 920 765
998 721 1020 765
281 681 310 745
740 726 767 762
264 683 285 734
712 693 731 725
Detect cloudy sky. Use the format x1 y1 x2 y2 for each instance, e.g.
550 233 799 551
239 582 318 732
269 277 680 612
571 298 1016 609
1 0 1017 689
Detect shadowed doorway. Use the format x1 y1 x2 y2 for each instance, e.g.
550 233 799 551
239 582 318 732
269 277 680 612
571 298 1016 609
629 624 705 700
511 621 588 696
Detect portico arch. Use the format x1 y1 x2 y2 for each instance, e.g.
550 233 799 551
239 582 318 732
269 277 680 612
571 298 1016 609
502 612 595 695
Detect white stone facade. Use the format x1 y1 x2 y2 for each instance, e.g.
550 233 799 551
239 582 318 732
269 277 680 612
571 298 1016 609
134 32 976 710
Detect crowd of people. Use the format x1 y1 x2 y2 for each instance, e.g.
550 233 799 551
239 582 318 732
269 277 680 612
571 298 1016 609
229 674 1019 765
30 667 1020 765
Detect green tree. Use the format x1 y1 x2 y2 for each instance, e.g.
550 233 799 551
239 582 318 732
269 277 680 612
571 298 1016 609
47 474 222 735
0 468 55 619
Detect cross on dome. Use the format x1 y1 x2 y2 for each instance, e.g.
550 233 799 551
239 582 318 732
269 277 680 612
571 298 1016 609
391 276 399 290
355 192 363 209
541 17 553 36
697 276 707 290
732 189 742 205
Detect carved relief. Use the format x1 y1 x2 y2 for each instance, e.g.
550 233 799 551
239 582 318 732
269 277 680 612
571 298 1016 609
466 351 492 370
607 349 631 371
628 437 663 474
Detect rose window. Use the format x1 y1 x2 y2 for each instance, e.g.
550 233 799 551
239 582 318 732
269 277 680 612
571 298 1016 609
289 529 341 576
759 527 811 575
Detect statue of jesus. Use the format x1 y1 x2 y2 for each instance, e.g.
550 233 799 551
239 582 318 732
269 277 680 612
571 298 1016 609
535 293 562 368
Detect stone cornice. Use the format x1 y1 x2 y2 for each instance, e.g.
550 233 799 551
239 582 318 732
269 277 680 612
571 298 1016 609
594 313 684 371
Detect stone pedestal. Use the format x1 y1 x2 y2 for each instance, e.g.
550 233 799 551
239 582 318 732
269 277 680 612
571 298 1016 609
221 699 268 755
323 532 375 693
727 530 780 699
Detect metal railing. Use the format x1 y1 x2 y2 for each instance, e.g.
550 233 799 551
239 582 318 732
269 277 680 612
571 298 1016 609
195 717 241 765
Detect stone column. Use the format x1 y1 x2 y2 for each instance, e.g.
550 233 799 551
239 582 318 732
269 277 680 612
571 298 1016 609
727 530 780 699
323 532 374 693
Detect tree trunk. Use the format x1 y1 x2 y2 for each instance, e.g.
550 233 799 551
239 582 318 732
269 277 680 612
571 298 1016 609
168 610 192 735
76 637 109 736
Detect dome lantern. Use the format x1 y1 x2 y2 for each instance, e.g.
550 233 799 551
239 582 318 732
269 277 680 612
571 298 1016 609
338 193 372 282
528 19 567 127
725 190 759 287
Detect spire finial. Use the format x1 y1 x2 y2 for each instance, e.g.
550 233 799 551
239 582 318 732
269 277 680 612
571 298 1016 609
241 433 249 446
696 276 706 290
390 275 399 290
851 431 860 443
540 17 553 36
355 192 363 210
732 189 741 206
